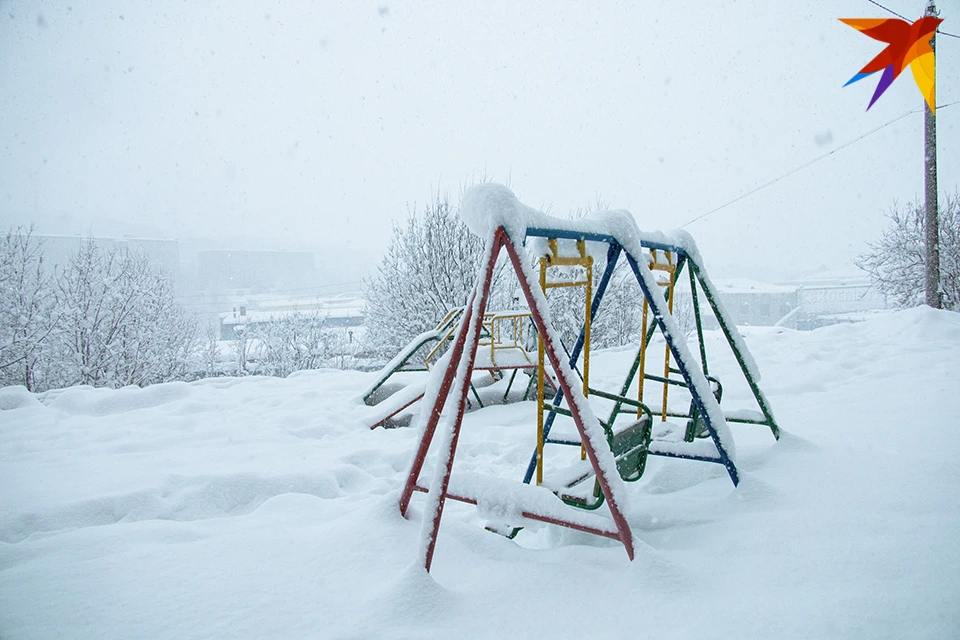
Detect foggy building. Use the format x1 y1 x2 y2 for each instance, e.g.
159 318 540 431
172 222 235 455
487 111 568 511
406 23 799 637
197 250 315 294
31 235 181 282
707 276 891 329
218 295 365 340
710 279 800 327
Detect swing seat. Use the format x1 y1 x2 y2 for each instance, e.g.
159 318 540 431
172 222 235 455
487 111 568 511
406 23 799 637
612 416 653 482
684 375 723 442
555 414 654 510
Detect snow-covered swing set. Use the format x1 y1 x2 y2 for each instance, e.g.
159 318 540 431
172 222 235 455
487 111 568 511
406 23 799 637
400 184 779 571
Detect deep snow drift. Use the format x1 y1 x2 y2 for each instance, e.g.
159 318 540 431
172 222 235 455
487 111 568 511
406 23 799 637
1 307 959 639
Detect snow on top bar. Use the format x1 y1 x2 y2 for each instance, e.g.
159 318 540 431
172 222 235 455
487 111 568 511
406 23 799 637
461 183 687 259
461 183 632 244
461 183 527 238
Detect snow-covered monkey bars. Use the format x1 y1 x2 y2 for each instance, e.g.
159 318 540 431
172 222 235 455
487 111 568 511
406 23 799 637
399 184 778 572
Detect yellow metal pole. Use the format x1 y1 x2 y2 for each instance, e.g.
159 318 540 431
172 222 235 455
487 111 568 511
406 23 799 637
638 298 649 416
661 260 675 423
581 241 591 461
490 315 496 367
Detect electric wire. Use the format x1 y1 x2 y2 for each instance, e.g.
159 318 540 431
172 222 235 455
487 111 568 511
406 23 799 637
866 0 910 21
864 0 960 38
679 105 930 228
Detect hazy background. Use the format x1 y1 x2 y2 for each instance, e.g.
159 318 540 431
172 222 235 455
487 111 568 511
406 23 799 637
1 0 958 287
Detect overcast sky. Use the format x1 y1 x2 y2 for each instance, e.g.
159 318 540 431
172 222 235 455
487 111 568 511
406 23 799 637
1 0 958 284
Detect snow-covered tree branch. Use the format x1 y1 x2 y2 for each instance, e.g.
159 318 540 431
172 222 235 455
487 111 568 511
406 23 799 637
0 227 59 390
1 229 199 392
249 307 329 377
857 193 959 311
363 195 512 358
53 242 198 388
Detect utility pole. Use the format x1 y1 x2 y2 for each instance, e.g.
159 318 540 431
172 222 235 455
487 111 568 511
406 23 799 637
924 0 940 308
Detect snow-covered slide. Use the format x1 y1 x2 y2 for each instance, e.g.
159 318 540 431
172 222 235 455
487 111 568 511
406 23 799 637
360 378 428 429
358 309 467 429
360 308 464 406
361 305 544 429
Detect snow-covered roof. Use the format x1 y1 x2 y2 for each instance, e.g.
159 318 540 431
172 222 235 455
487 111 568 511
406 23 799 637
220 295 365 325
713 279 800 295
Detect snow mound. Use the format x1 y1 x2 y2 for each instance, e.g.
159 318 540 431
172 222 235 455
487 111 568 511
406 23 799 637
0 385 42 411
0 472 345 544
42 381 196 416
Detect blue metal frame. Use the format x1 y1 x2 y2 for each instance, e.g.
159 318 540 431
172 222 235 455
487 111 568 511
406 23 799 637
520 228 740 487
622 251 739 485
525 227 688 256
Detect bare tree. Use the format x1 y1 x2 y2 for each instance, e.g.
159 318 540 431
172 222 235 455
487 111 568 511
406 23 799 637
323 328 356 370
201 323 224 377
857 193 959 311
250 308 329 377
231 323 252 376
591 260 646 348
363 194 511 358
53 242 198 388
0 227 58 390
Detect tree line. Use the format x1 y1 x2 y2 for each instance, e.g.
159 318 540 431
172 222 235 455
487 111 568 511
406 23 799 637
3 189 955 393
0 228 197 391
0 227 364 392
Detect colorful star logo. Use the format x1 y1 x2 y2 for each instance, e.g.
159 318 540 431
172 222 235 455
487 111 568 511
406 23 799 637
841 16 943 112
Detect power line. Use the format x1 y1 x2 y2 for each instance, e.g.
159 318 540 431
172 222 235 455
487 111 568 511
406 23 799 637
680 3 955 230
866 0 910 21
680 105 924 228
863 0 960 38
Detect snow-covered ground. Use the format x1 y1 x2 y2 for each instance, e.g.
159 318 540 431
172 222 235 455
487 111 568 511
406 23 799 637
2 307 959 639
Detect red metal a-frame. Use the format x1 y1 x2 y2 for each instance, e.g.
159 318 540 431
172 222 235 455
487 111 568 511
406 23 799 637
398 227 634 572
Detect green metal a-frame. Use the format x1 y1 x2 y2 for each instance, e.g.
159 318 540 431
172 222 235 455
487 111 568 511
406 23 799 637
522 228 780 501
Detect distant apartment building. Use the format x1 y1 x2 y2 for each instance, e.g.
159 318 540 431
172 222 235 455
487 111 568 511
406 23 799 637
32 235 181 281
710 280 799 327
708 276 890 329
197 250 314 294
218 295 365 340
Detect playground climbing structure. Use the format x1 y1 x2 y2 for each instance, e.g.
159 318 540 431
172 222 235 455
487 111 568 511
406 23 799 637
361 307 543 429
